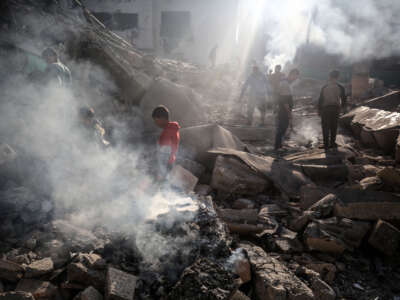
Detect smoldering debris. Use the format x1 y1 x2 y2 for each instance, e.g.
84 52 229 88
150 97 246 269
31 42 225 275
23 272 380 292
1 0 400 300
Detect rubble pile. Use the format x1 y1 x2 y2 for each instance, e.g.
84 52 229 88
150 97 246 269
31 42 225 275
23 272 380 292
1 1 400 300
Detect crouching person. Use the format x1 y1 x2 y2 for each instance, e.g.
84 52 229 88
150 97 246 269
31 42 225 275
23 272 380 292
152 105 180 181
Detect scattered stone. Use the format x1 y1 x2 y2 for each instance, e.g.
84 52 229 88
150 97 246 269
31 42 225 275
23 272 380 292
217 209 259 224
25 258 54 278
211 156 271 196
167 258 236 300
241 243 314 300
258 204 287 219
368 220 400 256
0 291 35 300
194 184 212 196
68 263 105 292
304 217 370 254
358 176 383 191
377 167 400 190
306 263 337 284
232 198 255 209
309 194 338 218
106 266 137 300
231 290 250 300
81 286 103 300
310 277 336 300
334 189 400 220
169 164 199 192
0 259 25 282
76 253 106 270
16 279 57 300
288 211 317 232
300 185 331 210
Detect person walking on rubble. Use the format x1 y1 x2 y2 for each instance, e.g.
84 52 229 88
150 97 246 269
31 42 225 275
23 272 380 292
269 65 285 103
152 105 181 181
318 70 346 150
274 68 300 151
238 65 270 126
41 47 71 87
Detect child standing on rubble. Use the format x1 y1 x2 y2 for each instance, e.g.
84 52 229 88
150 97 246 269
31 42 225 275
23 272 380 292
152 105 180 181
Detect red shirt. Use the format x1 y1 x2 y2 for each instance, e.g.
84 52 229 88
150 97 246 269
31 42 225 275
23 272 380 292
158 121 180 164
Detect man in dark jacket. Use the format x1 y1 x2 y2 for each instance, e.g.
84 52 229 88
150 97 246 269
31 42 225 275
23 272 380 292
318 70 346 149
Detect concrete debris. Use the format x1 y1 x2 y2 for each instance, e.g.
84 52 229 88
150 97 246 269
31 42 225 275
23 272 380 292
25 257 54 278
194 184 212 196
232 198 255 209
16 279 57 300
81 286 103 300
0 260 25 282
0 291 35 300
67 263 105 292
358 176 383 190
217 208 259 224
241 243 314 300
304 217 370 253
258 204 288 218
308 194 338 218
169 164 199 192
368 220 400 256
377 167 400 191
106 267 137 300
140 78 206 130
334 189 400 220
211 156 271 196
231 290 251 300
310 276 336 300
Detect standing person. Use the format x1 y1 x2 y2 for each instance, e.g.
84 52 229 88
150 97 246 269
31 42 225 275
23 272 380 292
209 44 218 68
269 65 285 103
238 65 270 126
318 70 346 150
274 68 300 151
152 105 181 181
41 47 71 87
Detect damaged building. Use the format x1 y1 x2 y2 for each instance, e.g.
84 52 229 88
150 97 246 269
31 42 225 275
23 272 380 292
1 0 400 300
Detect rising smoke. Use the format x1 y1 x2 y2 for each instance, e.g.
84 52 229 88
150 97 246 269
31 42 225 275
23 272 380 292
260 0 400 66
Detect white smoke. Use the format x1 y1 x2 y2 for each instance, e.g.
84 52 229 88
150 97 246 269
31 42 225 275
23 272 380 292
258 0 400 67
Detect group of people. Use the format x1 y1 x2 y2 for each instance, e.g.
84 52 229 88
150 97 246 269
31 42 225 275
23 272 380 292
239 64 346 151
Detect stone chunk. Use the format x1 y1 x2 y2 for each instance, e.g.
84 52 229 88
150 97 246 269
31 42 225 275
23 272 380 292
241 243 314 300
0 259 24 282
25 258 54 278
16 279 57 300
258 204 287 218
377 167 400 190
310 277 336 300
309 194 338 218
0 292 35 300
81 286 103 300
300 185 331 210
169 164 199 192
217 209 259 224
358 176 383 191
211 156 271 196
304 217 370 254
106 267 137 300
68 263 105 292
368 220 400 256
334 189 400 220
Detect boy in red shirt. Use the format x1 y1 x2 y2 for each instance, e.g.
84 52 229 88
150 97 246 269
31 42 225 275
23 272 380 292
152 105 180 180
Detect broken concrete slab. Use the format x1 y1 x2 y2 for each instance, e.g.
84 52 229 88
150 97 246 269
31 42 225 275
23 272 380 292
358 176 383 191
167 258 236 300
217 208 259 224
209 148 313 199
106 267 137 300
300 164 349 182
211 156 271 196
75 253 106 270
300 185 332 210
169 164 198 192
81 286 103 300
0 259 24 282
180 124 249 169
240 243 314 300
25 257 54 278
309 194 338 218
232 198 255 209
284 147 355 166
0 292 35 300
67 263 105 292
310 277 336 300
368 220 400 256
258 204 287 219
363 90 400 112
16 279 57 300
334 189 400 220
141 78 206 130
377 167 400 190
304 217 370 254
